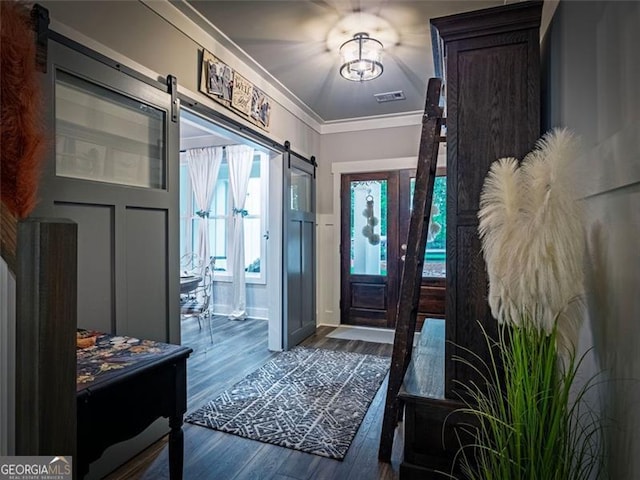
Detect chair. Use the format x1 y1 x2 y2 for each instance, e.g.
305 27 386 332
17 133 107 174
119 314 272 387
180 252 204 276
180 257 214 341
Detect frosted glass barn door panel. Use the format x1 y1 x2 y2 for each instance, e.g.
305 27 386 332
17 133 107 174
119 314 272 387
55 71 165 189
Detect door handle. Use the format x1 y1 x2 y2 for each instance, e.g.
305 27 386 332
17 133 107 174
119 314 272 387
401 254 406 262
401 244 407 251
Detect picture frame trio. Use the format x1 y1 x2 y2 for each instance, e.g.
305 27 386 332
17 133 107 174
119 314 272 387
199 49 272 131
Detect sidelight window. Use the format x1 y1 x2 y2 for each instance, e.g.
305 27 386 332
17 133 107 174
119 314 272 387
409 175 447 278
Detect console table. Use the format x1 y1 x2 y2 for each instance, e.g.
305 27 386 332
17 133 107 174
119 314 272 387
76 330 192 479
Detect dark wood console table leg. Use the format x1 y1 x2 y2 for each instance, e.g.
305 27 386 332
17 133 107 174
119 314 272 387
169 416 184 480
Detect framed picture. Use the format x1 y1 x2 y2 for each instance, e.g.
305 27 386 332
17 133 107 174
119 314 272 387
231 72 252 116
199 48 272 132
201 50 232 104
250 86 271 128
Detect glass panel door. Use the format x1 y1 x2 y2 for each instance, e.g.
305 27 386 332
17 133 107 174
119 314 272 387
35 38 180 345
290 167 312 212
339 169 445 331
340 171 399 328
55 71 166 189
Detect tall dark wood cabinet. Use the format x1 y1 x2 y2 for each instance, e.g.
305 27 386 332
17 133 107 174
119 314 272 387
398 2 542 478
434 0 542 399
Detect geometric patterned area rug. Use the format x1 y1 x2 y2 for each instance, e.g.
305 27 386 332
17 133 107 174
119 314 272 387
185 346 390 460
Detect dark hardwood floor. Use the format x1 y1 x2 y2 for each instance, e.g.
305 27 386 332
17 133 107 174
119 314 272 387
105 317 403 480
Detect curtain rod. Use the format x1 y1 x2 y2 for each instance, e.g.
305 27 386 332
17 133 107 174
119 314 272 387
180 145 246 153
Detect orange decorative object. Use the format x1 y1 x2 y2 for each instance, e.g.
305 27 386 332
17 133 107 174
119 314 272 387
76 332 97 349
0 1 46 219
76 336 97 349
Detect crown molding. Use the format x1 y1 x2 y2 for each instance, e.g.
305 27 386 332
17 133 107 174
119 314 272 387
320 111 423 134
49 19 291 154
146 0 324 132
144 2 427 136
51 2 430 139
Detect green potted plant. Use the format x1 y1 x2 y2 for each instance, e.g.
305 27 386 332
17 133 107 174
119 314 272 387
454 129 602 479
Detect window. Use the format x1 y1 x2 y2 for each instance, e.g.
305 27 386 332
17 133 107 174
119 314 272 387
425 175 446 277
410 175 446 278
56 71 165 189
180 150 268 283
349 179 388 276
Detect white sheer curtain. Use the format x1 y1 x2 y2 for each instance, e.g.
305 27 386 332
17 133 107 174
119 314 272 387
187 147 223 271
227 145 255 320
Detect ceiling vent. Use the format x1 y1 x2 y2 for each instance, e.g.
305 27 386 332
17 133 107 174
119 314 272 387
374 90 406 103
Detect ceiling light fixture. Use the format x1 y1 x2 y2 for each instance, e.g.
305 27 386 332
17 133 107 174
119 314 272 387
339 32 383 82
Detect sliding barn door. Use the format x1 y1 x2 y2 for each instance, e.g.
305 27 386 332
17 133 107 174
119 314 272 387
283 152 316 349
33 38 180 343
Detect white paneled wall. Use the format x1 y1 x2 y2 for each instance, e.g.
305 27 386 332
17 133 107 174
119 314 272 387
0 257 16 455
316 214 337 326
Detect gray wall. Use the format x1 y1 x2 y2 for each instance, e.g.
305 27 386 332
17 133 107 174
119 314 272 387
41 0 320 158
0 259 16 455
542 1 640 477
40 1 322 328
318 124 421 213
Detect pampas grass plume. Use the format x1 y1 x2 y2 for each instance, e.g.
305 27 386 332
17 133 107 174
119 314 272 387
478 157 522 326
478 128 585 354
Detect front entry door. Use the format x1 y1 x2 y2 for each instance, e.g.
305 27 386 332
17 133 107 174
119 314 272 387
340 170 446 329
340 172 400 328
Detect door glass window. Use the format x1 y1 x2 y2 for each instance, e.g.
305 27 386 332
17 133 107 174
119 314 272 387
410 176 447 277
350 180 387 276
55 70 166 189
290 168 312 212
